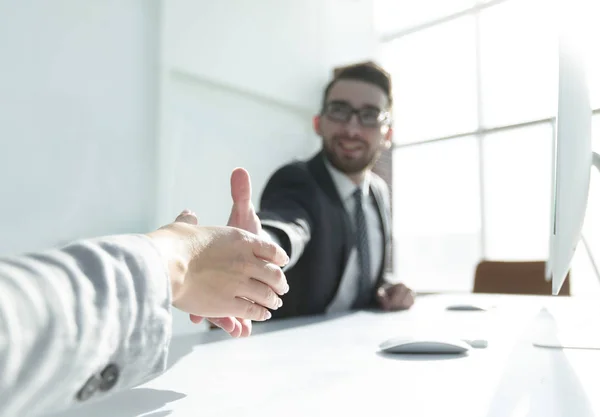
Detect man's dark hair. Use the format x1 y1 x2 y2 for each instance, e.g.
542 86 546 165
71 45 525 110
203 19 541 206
321 62 393 112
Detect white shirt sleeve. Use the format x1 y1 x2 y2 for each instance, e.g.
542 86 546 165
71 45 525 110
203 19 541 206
0 234 172 417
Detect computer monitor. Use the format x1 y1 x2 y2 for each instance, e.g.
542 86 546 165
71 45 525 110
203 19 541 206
548 0 594 295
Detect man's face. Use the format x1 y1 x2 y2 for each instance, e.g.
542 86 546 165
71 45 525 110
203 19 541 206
315 79 392 175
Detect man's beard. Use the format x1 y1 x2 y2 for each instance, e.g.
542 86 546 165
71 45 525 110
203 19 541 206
323 135 381 175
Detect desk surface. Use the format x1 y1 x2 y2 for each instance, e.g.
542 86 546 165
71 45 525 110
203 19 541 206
53 293 600 417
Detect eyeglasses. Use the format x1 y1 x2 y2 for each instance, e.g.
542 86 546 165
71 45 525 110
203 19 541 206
323 101 390 128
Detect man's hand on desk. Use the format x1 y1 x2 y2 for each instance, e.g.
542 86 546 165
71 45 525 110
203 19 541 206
376 283 415 311
189 168 286 337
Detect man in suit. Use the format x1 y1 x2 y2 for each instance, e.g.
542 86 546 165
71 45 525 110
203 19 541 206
227 63 415 319
0 201 289 417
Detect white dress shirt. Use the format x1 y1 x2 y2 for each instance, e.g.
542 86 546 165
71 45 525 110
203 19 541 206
323 159 384 313
262 157 385 312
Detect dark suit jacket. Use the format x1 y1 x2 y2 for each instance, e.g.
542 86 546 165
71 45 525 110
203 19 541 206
258 151 392 319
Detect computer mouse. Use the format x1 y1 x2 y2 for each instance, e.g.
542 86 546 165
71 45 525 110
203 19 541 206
378 337 471 354
446 304 489 311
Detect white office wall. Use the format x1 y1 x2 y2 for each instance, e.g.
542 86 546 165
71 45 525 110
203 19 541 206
159 0 377 333
0 0 377 335
158 72 316 228
162 0 376 115
157 0 377 226
0 0 160 255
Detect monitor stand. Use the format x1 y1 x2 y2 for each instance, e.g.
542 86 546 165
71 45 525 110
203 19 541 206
580 151 600 294
535 154 600 350
534 336 600 350
533 305 600 350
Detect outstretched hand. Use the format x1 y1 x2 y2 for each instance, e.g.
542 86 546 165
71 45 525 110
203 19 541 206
176 210 254 338
147 210 288 326
188 168 272 337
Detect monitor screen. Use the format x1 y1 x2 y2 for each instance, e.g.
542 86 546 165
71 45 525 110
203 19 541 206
549 0 593 295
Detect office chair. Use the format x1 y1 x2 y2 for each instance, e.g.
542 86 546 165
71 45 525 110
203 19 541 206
473 260 571 296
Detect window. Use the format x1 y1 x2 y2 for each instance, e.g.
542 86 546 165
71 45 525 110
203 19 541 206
378 0 600 292
380 16 478 143
482 124 553 260
393 137 481 291
479 0 557 127
374 0 476 37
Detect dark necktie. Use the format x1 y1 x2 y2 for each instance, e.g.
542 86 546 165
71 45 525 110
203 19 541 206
352 188 372 308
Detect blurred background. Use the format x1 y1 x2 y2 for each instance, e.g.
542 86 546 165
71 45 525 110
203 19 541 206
0 0 598 334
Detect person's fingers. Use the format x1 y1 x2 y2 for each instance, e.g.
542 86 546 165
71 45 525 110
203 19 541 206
251 237 289 268
175 209 198 225
401 289 416 309
230 167 253 207
395 284 409 300
243 260 289 296
391 285 414 310
207 317 237 333
238 318 252 337
237 278 282 310
231 297 272 321
220 318 251 338
189 314 204 324
230 319 243 338
377 287 392 311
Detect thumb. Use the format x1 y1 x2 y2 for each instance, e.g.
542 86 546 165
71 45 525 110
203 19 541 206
230 167 252 209
189 314 204 324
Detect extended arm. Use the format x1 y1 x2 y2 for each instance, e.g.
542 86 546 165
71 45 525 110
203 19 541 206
0 235 172 417
258 164 317 270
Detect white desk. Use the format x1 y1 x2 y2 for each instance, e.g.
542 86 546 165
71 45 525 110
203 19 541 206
53 293 600 417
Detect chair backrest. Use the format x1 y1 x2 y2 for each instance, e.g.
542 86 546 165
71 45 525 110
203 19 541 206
473 260 570 296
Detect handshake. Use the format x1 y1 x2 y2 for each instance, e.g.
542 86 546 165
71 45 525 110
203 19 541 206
148 166 415 339
147 168 285 338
